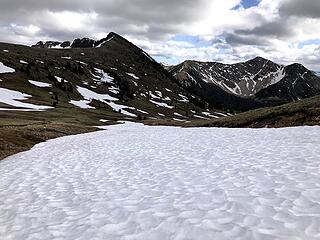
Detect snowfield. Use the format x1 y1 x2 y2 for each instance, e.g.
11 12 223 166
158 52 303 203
1 123 320 240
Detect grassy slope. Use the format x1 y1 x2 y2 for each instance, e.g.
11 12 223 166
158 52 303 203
0 120 98 160
186 95 320 128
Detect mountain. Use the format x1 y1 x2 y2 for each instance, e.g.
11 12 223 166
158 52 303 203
0 32 226 126
313 70 320 77
32 36 118 49
169 57 320 109
1 31 319 128
32 40 72 49
255 63 320 103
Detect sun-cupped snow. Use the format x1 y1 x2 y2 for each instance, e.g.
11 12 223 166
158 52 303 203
28 80 52 88
0 87 53 110
1 124 320 239
0 62 15 73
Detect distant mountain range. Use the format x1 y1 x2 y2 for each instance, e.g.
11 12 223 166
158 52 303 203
169 57 320 110
0 32 319 125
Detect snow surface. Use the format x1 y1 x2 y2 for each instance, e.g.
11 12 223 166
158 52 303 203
1 124 320 239
0 62 15 73
93 68 114 83
150 100 174 109
28 80 52 88
77 86 118 102
193 114 210 120
95 35 115 48
69 100 95 109
71 86 137 117
0 87 53 110
19 60 28 65
127 73 140 80
54 76 68 83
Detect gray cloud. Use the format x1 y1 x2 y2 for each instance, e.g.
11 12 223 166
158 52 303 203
225 33 271 46
235 20 294 39
279 0 320 18
0 0 211 42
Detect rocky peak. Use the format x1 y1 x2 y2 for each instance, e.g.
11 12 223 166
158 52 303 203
31 32 119 49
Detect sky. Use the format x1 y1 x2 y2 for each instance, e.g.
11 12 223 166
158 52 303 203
0 0 320 70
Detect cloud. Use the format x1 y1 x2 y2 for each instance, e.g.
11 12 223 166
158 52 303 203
0 0 219 41
0 0 320 69
279 0 320 18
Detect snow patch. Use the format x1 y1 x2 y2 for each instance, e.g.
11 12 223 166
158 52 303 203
19 60 28 64
100 119 110 122
0 62 15 73
270 67 285 85
93 68 114 83
77 86 118 102
72 86 136 117
28 80 52 88
69 100 94 109
54 76 68 83
150 100 174 109
95 35 115 48
127 73 139 80
193 115 210 120
0 87 53 110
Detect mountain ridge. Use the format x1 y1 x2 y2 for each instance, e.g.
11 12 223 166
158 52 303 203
32 32 121 49
169 57 320 108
